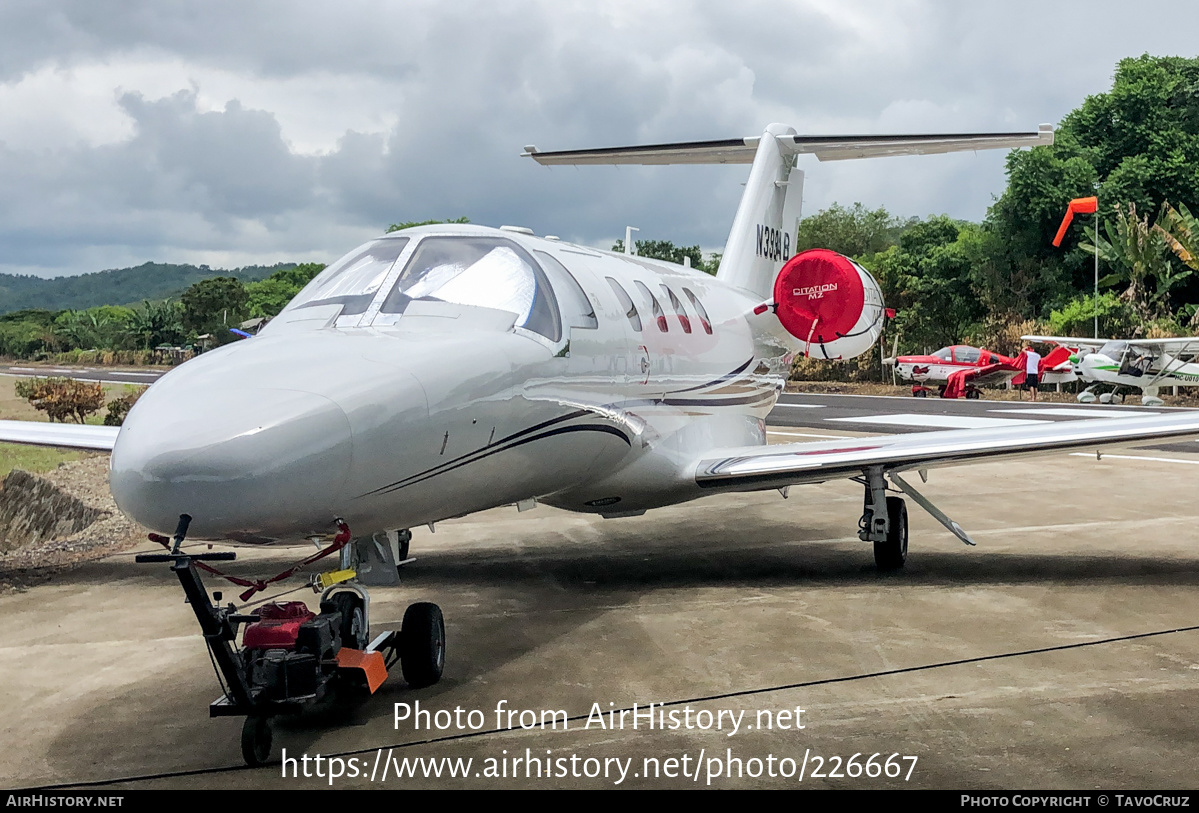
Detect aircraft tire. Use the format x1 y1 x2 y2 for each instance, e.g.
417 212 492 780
241 716 272 767
873 496 908 571
332 592 368 651
914 390 927 398
401 602 445 689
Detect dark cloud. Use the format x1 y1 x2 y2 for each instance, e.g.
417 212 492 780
4 1 1199 276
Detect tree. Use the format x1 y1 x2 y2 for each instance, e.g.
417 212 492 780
266 262 326 289
244 279 297 319
989 54 1199 316
181 277 248 340
15 377 105 423
866 217 986 351
794 203 914 259
386 217 470 233
609 238 721 274
244 263 327 318
126 300 186 349
52 306 133 351
1080 202 1190 324
103 386 148 426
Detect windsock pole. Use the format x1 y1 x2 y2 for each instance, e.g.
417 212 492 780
1093 208 1099 338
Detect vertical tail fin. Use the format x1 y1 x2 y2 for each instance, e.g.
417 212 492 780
716 124 803 299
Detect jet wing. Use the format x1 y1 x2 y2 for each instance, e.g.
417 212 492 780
695 412 1199 492
0 420 119 451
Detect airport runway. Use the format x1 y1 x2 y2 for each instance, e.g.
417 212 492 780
3 374 1199 790
0 363 165 386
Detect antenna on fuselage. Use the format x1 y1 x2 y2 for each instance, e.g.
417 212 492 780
625 226 639 255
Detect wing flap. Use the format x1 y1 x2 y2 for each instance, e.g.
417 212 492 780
0 420 119 451
696 412 1199 491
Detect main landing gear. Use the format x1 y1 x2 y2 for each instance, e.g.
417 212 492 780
857 467 908 570
136 516 445 766
911 384 980 399
856 466 977 571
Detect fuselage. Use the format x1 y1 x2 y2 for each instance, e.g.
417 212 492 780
109 225 803 543
1074 341 1199 391
893 345 1012 384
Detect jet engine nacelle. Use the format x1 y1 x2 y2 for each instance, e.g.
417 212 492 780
772 248 886 359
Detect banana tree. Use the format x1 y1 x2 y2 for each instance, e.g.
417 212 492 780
1080 203 1189 324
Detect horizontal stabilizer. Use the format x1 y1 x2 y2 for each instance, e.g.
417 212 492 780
523 125 1053 166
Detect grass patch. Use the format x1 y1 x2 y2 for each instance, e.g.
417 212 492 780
0 443 96 477
0 375 124 474
0 375 139 422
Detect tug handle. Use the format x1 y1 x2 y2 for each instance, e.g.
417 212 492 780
136 552 237 563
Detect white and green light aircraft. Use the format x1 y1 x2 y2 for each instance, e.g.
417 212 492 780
1024 335 1199 406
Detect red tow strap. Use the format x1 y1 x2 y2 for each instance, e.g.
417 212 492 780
148 521 353 602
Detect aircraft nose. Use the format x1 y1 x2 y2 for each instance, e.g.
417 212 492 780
110 388 353 542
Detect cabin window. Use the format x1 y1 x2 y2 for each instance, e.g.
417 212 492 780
286 237 410 316
954 347 980 364
535 251 598 330
634 281 669 332
661 285 691 334
682 288 713 334
606 278 642 332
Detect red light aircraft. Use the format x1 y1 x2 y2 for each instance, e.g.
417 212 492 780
886 344 1076 398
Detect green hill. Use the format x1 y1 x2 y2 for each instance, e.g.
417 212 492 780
0 262 298 315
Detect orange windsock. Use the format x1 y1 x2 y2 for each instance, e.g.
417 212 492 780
1052 196 1099 247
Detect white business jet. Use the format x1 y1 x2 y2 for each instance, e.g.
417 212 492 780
8 121 1199 763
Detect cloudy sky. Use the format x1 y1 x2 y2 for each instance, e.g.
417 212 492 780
3 1 1199 278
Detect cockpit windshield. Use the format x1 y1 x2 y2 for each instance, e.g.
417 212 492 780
932 347 953 360
953 346 981 364
284 238 410 316
379 237 561 341
1097 341 1128 360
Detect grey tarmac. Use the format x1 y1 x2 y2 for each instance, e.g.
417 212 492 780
3 410 1199 789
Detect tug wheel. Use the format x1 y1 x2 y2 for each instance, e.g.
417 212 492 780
401 602 445 688
241 716 273 767
873 496 908 571
332 592 368 650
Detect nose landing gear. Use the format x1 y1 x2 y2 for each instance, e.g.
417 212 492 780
136 516 445 766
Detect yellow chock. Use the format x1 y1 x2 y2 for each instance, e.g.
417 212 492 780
317 569 356 590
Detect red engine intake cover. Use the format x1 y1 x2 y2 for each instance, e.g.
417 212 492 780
242 601 315 650
773 249 866 344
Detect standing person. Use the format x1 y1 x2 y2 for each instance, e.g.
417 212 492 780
1024 344 1042 402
